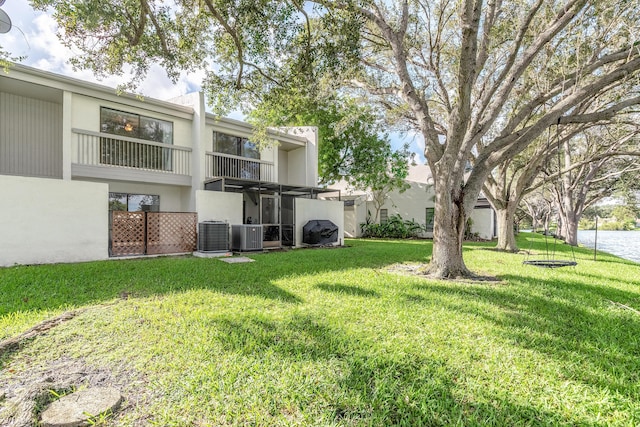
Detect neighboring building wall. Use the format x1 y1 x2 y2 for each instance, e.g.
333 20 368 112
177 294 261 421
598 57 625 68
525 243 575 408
344 199 368 238
0 175 109 267
295 198 344 247
0 92 63 178
372 181 434 235
195 190 243 224
470 207 496 240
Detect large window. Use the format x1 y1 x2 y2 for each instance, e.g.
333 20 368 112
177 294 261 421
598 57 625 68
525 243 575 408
109 192 160 212
100 107 173 171
425 208 435 232
212 131 261 179
213 132 259 159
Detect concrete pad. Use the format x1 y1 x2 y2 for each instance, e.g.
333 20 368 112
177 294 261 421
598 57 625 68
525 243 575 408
219 256 254 263
40 387 122 427
193 251 232 258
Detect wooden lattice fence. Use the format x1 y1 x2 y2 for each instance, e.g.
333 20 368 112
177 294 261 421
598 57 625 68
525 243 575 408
110 212 197 256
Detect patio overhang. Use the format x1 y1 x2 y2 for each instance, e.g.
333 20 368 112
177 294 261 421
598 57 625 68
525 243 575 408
204 177 341 199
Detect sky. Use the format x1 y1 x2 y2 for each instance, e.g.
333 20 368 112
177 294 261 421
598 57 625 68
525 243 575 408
1 1 425 161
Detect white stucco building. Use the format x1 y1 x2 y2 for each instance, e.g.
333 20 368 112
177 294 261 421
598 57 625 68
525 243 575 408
332 164 497 240
0 64 343 267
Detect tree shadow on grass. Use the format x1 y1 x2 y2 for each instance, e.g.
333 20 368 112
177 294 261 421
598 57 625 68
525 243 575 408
316 283 380 297
411 274 640 399
207 313 573 426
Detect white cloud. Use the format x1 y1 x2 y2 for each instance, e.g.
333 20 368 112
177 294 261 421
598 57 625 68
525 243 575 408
1 1 204 102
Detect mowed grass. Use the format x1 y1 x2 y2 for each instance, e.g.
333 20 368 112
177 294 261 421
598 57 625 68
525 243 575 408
1 235 640 426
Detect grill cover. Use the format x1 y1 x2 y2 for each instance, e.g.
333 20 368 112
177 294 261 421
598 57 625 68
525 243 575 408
303 220 339 245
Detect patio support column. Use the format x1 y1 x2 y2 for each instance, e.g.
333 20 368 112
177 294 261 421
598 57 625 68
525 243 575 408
190 92 207 211
62 90 72 180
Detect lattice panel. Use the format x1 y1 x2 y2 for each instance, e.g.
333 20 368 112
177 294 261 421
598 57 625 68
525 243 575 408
110 211 146 256
146 212 197 255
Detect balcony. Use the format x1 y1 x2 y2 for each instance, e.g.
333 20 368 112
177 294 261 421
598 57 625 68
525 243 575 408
206 152 275 182
71 129 192 186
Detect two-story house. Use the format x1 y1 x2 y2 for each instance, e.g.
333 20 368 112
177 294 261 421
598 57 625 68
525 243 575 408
0 64 343 267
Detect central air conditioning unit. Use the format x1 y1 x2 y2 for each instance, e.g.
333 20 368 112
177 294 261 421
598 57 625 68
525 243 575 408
231 224 263 251
198 221 229 252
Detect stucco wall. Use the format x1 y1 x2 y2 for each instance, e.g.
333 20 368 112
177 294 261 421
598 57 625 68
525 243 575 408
295 199 344 247
344 199 368 238
470 208 495 240
378 181 434 233
287 147 307 186
0 175 109 267
195 190 243 224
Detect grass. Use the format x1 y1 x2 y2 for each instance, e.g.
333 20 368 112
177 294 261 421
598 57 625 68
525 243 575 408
1 234 640 426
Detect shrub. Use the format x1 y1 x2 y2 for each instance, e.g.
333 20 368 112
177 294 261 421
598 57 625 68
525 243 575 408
360 214 424 239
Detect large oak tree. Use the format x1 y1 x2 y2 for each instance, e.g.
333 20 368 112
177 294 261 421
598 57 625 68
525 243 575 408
34 0 640 278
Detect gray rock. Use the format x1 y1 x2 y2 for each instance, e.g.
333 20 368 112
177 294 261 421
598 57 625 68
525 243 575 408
40 387 122 427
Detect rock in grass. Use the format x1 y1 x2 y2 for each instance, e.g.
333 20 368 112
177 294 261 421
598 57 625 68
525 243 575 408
40 387 122 427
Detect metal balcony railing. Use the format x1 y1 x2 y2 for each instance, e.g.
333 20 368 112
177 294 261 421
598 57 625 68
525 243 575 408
72 129 192 175
205 152 275 182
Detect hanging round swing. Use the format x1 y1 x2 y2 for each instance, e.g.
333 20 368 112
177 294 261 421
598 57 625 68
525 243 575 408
523 234 578 268
523 121 578 269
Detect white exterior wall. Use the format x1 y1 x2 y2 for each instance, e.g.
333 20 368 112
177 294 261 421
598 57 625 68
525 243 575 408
470 208 495 240
378 181 434 234
0 175 108 267
344 199 368 238
287 148 307 186
295 198 344 247
195 190 243 224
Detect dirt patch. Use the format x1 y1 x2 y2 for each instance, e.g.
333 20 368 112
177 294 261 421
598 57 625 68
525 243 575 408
0 356 153 427
0 356 147 427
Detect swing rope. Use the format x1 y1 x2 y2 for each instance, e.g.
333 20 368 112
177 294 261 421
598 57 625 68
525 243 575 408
523 121 578 268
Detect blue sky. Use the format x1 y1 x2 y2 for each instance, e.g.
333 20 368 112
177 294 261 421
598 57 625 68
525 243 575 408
1 1 425 161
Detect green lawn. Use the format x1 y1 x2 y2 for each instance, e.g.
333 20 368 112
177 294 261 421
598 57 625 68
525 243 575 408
1 235 640 426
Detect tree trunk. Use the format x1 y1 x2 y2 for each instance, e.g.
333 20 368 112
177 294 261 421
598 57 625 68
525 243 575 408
495 202 519 252
424 185 472 278
563 211 579 246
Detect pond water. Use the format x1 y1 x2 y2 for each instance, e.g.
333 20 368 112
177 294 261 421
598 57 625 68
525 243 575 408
577 230 640 264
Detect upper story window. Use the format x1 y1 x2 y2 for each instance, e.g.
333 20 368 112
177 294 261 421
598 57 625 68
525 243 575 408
213 131 259 159
101 107 173 145
99 107 174 171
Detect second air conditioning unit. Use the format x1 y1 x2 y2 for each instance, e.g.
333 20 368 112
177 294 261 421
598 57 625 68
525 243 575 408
231 224 263 251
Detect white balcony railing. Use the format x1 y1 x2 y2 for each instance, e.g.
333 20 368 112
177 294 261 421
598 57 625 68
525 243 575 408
206 152 275 182
72 129 192 176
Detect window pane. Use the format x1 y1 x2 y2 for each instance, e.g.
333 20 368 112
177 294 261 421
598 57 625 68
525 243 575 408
242 139 260 159
425 208 434 232
213 132 240 156
101 108 140 138
128 194 160 212
108 193 127 211
140 116 173 144
380 209 388 223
